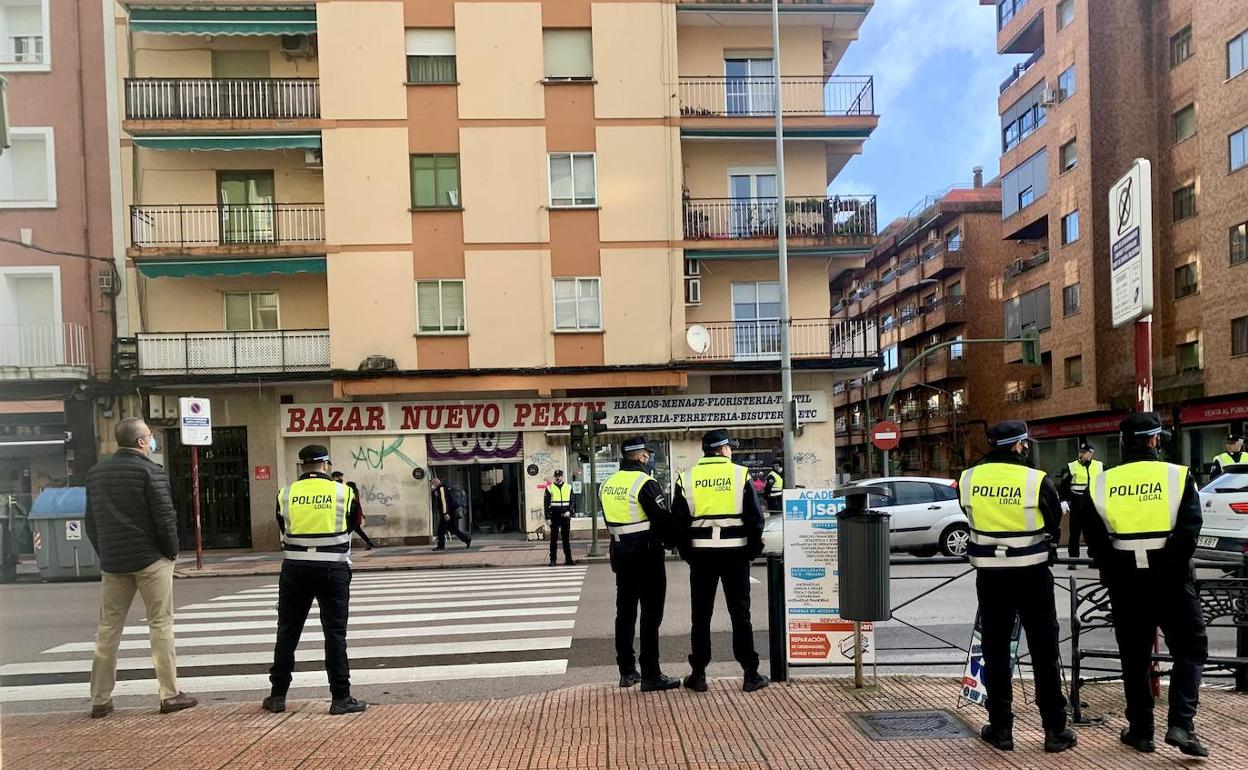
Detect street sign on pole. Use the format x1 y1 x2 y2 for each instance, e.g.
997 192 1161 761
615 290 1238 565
178 397 211 570
870 421 901 452
1108 158 1153 329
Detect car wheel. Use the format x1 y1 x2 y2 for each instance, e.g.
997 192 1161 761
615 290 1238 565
912 547 939 558
940 524 970 558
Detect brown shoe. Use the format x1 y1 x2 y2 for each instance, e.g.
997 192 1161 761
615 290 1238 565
159 692 198 714
90 701 114 718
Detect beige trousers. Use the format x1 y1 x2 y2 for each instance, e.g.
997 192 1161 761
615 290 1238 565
90 558 179 704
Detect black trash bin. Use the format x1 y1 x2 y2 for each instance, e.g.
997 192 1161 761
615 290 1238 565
835 484 891 622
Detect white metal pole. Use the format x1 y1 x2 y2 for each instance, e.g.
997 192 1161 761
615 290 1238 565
772 0 796 489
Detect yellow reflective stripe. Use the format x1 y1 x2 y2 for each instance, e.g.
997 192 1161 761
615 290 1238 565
335 483 349 533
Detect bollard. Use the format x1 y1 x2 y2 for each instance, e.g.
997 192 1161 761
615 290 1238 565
767 552 788 682
1238 553 1248 693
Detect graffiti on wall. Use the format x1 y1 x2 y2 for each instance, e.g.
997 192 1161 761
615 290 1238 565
358 483 400 508
350 437 418 471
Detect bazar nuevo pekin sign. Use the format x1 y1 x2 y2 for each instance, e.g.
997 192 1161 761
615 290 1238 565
281 391 827 436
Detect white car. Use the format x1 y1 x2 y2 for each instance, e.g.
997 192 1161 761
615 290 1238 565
1196 466 1248 562
762 476 969 558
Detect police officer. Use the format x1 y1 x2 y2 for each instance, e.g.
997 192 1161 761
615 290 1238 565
673 429 769 694
599 437 680 692
1087 413 1208 757
1058 443 1102 567
544 470 575 566
430 477 472 550
331 471 375 550
958 421 1075 753
1210 433 1244 479
762 460 784 514
265 445 367 715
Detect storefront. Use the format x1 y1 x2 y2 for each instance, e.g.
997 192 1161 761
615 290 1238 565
1174 396 1248 482
1028 413 1127 476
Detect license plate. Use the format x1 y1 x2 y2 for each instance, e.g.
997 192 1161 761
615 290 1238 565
1197 536 1219 548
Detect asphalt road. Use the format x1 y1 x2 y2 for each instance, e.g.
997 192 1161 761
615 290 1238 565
1 558 1240 716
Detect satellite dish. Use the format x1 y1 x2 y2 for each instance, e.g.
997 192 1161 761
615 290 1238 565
687 324 711 354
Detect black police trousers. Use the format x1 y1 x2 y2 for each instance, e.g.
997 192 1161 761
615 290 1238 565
436 513 470 548
975 565 1068 731
611 543 667 678
688 550 759 675
549 514 573 563
269 560 352 700
1067 496 1091 559
1105 571 1208 733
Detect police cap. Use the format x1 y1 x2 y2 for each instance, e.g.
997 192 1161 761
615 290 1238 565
298 444 331 463
1228 434 1244 443
1119 412 1170 440
1078 443 1094 453
701 428 739 451
553 469 564 476
986 420 1030 447
621 436 655 454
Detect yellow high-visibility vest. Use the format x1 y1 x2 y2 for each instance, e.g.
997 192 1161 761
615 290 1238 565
767 470 783 494
277 476 353 562
680 457 749 549
1091 461 1184 567
1067 459 1104 493
600 470 652 539
958 462 1049 568
548 483 571 507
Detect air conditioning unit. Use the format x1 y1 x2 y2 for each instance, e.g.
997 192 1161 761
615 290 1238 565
1040 87 1057 106
683 258 701 277
684 277 701 305
98 270 117 296
280 34 316 59
304 148 323 168
358 355 397 372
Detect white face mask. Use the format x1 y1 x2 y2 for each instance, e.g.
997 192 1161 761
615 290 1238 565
147 436 158 454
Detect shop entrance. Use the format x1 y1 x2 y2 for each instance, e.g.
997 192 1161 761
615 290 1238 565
429 462 525 536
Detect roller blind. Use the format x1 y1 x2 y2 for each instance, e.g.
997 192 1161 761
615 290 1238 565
406 29 455 56
543 29 592 79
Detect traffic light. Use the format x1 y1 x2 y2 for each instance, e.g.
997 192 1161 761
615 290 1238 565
1021 326 1041 366
589 410 608 438
570 422 585 451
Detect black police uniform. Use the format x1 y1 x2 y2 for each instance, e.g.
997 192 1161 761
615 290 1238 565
1082 413 1208 753
431 481 472 549
671 429 767 686
544 477 575 565
1210 434 1244 480
761 465 784 514
1057 445 1097 561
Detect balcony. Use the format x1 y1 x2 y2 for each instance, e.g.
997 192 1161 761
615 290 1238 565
678 76 873 118
130 204 326 256
136 330 330 376
1003 249 1050 282
681 317 878 368
1005 385 1047 404
683 195 877 245
124 78 320 126
0 35 44 66
0 323 89 379
999 46 1045 94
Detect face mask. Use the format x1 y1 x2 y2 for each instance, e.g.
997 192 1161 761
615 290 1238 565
644 454 657 474
147 436 158 454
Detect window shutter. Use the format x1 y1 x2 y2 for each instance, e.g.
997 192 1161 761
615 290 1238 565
406 29 455 56
572 154 596 204
417 282 444 332
441 282 465 332
543 29 592 79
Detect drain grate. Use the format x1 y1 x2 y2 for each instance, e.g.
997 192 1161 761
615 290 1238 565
847 710 976 741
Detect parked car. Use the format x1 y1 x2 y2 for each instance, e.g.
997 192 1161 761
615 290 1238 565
1196 466 1248 562
761 476 969 558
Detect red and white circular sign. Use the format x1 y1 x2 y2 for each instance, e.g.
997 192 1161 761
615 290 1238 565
870 421 902 451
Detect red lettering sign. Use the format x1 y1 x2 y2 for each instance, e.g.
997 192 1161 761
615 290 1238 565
512 402 532 428
366 406 385 431
286 408 306 433
1179 398 1248 426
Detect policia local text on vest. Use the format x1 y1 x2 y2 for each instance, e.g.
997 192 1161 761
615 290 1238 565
957 421 1076 754
264 444 368 716
1085 413 1210 758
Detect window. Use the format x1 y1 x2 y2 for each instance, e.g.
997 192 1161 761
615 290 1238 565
1177 340 1201 372
1063 283 1081 316
1064 355 1083 387
1057 65 1076 102
1233 316 1248 356
945 228 962 251
1173 183 1197 222
1233 222 1248 265
1018 186 1035 209
0 0 49 68
950 334 965 359
892 481 937 506
543 29 592 80
416 280 466 334
1061 210 1080 245
553 277 602 331
1229 30 1248 79
880 313 895 331
996 0 1028 30
1060 138 1078 172
1170 25 1193 67
948 281 963 296
0 127 55 207
1003 283 1052 338
1175 262 1198 299
224 292 279 331
1001 91 1046 152
405 29 456 83
1173 104 1196 142
409 154 460 209
1231 127 1248 171
548 153 597 207
1001 148 1048 218
881 344 899 372
1057 0 1074 30
731 281 781 357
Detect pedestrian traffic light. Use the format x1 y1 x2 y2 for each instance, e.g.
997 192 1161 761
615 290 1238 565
1021 327 1041 366
589 410 608 438
570 422 585 451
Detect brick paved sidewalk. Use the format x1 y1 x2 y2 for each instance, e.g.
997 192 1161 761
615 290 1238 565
3 677 1244 769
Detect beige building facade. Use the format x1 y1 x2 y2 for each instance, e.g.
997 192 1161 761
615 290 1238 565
113 0 880 549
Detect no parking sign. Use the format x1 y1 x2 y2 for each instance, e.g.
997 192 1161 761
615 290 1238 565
65 520 82 541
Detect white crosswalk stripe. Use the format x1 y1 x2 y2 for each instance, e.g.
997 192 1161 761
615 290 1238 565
0 565 588 704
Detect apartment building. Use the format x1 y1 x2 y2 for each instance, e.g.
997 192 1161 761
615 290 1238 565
830 173 1034 478
989 0 1248 477
114 0 880 549
0 0 118 513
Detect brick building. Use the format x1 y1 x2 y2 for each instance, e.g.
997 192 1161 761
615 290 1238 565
989 0 1248 478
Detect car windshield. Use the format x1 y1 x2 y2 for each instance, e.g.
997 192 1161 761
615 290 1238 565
1200 470 1248 494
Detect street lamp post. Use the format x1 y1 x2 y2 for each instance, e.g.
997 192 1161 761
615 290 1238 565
771 0 796 490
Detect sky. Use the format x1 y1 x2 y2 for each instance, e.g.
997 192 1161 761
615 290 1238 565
834 0 1023 225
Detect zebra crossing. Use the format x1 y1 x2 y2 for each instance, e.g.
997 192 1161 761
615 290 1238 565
0 565 588 705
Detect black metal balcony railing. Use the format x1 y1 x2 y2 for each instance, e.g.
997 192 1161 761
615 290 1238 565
125 78 321 120
1000 46 1045 93
678 75 874 117
1004 249 1050 281
131 204 325 248
683 195 877 241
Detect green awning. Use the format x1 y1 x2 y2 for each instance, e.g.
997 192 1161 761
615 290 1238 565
131 135 321 151
130 7 317 36
137 257 326 278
